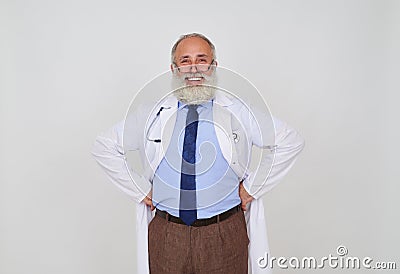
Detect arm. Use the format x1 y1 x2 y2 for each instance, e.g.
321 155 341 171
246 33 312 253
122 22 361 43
91 119 153 204
242 115 305 200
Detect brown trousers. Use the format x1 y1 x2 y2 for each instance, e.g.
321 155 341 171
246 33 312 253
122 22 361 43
148 210 249 274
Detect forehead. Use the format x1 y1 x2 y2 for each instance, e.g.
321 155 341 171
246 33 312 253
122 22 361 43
175 37 212 59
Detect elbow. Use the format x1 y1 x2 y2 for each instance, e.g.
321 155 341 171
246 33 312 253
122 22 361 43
91 135 105 160
299 134 306 151
294 132 306 155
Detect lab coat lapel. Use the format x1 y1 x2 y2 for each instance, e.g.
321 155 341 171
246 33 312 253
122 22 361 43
213 97 233 163
144 96 177 180
213 93 243 176
213 92 236 163
156 96 178 168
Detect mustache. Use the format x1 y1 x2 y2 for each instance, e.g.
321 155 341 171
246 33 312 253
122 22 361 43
182 72 205 78
176 72 215 83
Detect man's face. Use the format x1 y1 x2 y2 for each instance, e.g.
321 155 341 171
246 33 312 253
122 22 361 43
172 37 215 86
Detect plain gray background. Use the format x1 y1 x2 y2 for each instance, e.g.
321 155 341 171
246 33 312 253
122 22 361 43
1 0 399 273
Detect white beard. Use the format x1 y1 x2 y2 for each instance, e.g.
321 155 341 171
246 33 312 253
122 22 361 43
172 72 218 105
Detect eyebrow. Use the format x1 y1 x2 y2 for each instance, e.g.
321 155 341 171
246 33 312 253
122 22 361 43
179 54 210 60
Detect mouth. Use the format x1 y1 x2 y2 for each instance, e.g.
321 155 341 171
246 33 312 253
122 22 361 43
185 76 204 85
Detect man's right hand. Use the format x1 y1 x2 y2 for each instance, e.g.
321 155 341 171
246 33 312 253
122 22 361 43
142 189 155 211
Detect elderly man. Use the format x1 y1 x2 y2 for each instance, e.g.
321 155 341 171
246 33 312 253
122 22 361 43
92 33 304 274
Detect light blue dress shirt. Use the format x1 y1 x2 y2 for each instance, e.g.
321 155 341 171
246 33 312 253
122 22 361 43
152 100 241 218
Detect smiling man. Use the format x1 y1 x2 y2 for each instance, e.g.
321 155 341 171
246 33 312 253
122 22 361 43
171 35 218 104
92 33 305 274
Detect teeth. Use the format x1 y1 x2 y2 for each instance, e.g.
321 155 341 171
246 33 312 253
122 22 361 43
187 77 202 81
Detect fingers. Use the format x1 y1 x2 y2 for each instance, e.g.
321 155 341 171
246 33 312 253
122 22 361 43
239 181 254 211
241 201 247 211
141 188 155 211
142 196 155 211
241 196 252 211
239 182 250 211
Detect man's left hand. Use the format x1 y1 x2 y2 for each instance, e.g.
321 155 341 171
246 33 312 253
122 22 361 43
239 181 254 211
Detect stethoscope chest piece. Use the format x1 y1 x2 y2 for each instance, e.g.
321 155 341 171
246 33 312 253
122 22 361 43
233 132 239 143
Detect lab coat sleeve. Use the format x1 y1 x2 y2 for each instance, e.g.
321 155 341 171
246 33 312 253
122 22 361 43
91 119 152 203
243 114 305 199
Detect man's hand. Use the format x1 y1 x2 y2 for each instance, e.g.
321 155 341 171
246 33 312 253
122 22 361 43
141 189 155 211
239 181 254 211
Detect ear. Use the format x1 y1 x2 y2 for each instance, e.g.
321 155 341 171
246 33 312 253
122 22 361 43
170 64 174 73
214 60 218 67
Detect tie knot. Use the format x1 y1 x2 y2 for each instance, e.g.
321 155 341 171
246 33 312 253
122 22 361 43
186 104 199 124
187 104 198 112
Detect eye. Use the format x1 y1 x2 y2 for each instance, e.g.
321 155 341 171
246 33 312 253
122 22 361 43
198 59 208 63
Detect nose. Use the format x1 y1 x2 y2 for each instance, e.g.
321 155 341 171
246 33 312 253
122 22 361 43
189 64 198 73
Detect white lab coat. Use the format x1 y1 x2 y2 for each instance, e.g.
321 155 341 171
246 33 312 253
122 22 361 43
92 92 305 274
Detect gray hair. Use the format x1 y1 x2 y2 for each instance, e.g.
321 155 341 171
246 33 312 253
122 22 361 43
171 33 216 64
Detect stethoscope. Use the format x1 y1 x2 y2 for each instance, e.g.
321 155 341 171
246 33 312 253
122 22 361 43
145 106 171 143
145 105 241 144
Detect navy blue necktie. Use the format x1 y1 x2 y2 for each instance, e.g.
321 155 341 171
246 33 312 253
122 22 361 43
179 105 199 225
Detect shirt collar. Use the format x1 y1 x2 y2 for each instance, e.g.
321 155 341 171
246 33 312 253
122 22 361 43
177 99 213 110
